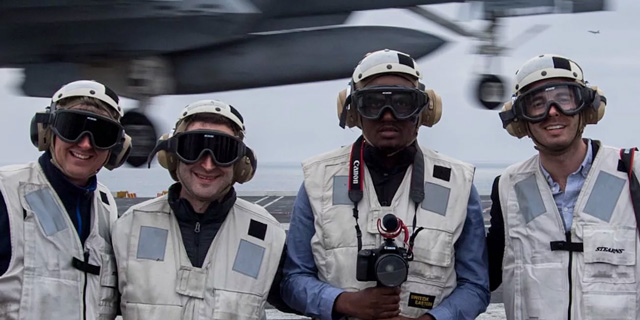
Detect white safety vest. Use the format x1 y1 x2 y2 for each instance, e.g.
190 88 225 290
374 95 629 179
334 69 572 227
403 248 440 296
302 144 474 318
498 144 640 320
0 161 119 320
112 196 286 320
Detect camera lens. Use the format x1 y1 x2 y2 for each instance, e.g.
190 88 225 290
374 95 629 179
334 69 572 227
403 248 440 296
375 253 408 287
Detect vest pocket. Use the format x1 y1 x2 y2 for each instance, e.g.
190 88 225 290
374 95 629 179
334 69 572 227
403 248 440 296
25 277 78 319
408 227 453 284
514 263 567 320
582 225 636 284
98 253 118 317
211 289 264 320
124 302 183 320
583 291 636 320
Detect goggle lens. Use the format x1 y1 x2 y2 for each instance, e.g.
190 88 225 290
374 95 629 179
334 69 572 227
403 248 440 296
174 130 245 166
51 110 123 149
353 86 427 120
516 83 587 122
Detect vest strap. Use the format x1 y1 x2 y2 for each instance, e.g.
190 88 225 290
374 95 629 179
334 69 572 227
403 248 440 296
72 257 101 275
549 241 584 252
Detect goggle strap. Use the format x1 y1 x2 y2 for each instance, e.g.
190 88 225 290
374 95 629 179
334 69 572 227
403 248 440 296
35 112 52 125
147 139 170 168
339 95 352 129
499 108 517 129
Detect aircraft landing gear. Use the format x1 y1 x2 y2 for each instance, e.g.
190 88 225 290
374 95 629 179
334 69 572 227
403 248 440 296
408 6 548 110
121 100 158 168
121 57 173 167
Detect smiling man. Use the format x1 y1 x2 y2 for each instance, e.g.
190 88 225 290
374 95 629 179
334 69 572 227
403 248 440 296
282 49 490 320
112 100 293 319
0 80 130 320
487 54 640 319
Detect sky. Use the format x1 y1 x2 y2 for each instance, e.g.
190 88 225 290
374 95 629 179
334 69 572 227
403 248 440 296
0 0 638 171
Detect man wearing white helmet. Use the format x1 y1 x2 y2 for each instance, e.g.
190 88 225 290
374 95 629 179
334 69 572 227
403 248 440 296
487 54 639 319
112 100 293 319
282 49 490 320
0 80 131 319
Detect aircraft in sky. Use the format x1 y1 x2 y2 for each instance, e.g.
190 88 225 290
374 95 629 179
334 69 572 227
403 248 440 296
588 30 601 33
0 0 608 166
0 0 453 166
408 0 608 109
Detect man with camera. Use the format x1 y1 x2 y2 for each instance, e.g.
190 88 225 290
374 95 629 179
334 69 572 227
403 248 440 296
281 49 490 320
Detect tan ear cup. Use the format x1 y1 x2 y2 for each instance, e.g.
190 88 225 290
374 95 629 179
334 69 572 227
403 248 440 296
584 85 606 125
422 89 442 127
234 147 257 184
30 111 52 151
337 88 360 128
501 101 528 138
104 134 132 170
38 124 53 151
156 133 180 181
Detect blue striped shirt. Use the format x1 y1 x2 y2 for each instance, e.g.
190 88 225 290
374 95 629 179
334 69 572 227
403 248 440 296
539 140 593 231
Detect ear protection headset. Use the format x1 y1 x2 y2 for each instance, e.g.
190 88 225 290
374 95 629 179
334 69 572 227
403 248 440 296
154 100 257 184
337 49 442 129
499 54 607 138
30 80 131 170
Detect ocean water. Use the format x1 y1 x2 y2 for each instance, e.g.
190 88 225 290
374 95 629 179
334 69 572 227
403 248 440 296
97 162 508 197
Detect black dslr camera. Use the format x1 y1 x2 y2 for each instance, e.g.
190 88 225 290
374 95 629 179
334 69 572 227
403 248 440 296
356 214 411 287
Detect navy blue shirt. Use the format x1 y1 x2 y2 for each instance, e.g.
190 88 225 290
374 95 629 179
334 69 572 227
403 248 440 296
0 193 10 276
0 152 97 276
168 183 235 268
167 182 297 314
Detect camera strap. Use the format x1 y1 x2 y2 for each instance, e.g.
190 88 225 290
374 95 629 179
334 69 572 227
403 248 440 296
349 136 366 251
348 136 425 252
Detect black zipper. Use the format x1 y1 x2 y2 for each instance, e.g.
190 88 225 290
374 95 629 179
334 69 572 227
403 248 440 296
82 250 89 320
194 221 201 266
565 231 573 320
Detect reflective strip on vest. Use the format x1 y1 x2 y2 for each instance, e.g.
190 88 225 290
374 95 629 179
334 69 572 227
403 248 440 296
25 188 68 236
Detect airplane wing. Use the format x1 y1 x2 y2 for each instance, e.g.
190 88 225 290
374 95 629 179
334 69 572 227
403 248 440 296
171 26 447 94
21 26 447 98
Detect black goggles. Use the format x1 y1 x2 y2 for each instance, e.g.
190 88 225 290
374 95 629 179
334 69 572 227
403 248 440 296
514 82 589 123
351 86 427 120
157 130 246 167
51 110 124 149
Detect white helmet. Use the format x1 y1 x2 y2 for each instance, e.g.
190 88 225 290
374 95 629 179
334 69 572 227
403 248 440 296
175 99 245 134
338 49 442 129
514 54 584 95
51 80 123 118
154 99 255 183
500 54 606 139
351 49 422 88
